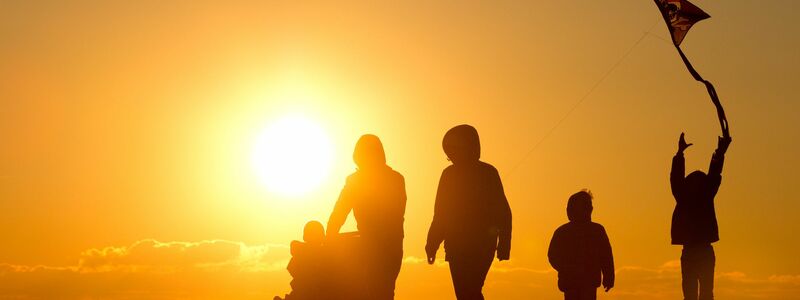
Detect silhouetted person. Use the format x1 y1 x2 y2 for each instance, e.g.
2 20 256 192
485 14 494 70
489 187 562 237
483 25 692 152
548 191 614 300
276 221 328 300
327 134 406 300
425 124 512 300
671 133 731 300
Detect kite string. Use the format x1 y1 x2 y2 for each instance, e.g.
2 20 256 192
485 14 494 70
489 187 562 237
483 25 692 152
507 21 660 177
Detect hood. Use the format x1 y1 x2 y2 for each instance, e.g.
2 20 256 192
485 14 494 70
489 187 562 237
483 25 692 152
353 134 386 170
567 191 593 222
442 124 481 164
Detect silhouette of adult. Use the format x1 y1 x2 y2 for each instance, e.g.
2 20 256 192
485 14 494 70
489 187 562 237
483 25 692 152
548 191 614 300
327 134 406 300
670 133 731 300
425 125 512 300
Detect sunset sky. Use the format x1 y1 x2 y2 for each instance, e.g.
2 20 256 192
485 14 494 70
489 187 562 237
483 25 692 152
2 1 799 299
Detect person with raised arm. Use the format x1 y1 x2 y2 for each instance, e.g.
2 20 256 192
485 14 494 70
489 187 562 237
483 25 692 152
670 133 731 300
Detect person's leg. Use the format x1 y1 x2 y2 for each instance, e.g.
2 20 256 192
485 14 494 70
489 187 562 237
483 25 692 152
563 288 595 300
681 247 699 300
563 290 578 300
698 245 716 300
582 287 597 300
365 243 403 300
448 254 493 300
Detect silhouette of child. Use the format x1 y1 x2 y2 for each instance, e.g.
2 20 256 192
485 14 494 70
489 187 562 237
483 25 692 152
671 133 731 300
548 190 614 300
276 221 327 300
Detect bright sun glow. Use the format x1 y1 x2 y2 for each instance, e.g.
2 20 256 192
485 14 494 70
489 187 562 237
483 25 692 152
252 115 334 196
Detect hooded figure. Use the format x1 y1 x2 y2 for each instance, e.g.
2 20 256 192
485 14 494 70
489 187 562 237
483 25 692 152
327 134 406 300
548 191 614 300
426 125 512 300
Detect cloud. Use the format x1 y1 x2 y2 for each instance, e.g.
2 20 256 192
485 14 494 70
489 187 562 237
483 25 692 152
76 239 288 273
1 242 800 299
0 239 291 299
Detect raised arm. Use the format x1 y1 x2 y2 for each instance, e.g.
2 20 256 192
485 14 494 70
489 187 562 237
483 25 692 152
707 136 731 195
671 133 692 199
327 177 355 237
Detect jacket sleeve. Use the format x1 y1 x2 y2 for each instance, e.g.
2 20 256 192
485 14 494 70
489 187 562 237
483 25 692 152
426 171 448 252
600 226 615 288
548 229 564 272
327 177 354 236
671 153 685 201
492 168 512 260
707 150 725 197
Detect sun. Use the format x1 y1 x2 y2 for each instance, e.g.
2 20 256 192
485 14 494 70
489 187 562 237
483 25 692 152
251 115 334 196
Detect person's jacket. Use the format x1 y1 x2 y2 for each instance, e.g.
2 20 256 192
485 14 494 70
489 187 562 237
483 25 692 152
328 166 407 243
548 221 614 291
670 150 725 245
426 161 512 260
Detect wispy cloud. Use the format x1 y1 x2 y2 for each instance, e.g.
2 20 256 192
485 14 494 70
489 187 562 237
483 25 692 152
1 241 799 299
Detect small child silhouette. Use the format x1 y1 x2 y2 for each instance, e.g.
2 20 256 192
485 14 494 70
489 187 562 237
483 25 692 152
276 221 327 300
548 191 614 300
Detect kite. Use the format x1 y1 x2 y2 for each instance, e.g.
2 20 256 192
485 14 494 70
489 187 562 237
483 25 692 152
654 0 730 138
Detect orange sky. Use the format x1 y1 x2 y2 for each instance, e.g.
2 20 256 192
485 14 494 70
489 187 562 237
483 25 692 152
2 1 799 299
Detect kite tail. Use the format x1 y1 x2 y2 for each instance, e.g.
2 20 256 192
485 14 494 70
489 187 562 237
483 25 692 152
675 45 730 138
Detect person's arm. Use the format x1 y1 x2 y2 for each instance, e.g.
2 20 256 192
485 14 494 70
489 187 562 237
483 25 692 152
327 177 354 237
492 168 512 261
547 229 564 272
600 226 615 292
398 174 407 226
425 171 448 264
671 133 692 200
707 136 731 196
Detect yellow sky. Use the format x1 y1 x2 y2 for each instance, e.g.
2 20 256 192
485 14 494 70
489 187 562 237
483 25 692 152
2 1 799 299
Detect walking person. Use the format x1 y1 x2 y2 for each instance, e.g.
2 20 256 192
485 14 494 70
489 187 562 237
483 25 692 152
425 124 512 300
548 190 614 300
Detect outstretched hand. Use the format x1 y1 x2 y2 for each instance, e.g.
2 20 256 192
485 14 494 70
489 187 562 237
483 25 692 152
678 133 693 154
717 135 732 154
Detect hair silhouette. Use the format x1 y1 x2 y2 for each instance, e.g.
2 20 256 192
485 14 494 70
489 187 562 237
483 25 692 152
548 190 614 300
442 124 481 164
670 133 731 300
327 134 406 300
353 134 386 170
426 124 512 300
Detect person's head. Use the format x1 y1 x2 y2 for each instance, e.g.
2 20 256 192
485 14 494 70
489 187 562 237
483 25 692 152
442 124 480 164
353 134 386 170
303 221 325 245
567 190 593 222
685 170 708 194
